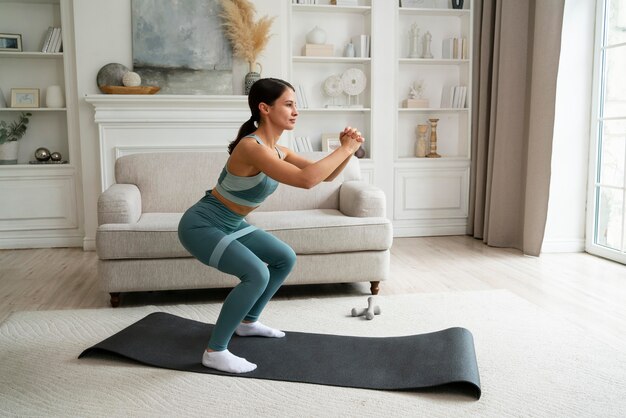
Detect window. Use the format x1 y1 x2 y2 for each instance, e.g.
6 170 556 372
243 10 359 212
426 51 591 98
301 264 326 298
587 0 626 263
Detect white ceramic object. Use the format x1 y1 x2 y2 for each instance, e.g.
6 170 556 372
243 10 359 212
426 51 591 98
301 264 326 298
344 42 355 58
323 74 343 98
122 71 142 87
341 68 367 96
306 26 326 45
45 85 65 108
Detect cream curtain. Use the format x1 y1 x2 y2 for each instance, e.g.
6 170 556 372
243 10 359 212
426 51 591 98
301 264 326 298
469 0 566 256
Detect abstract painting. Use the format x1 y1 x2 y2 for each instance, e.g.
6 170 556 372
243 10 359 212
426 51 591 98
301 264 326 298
131 0 233 94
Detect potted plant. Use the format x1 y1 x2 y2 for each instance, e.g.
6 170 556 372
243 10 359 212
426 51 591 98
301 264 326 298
219 0 275 94
0 112 31 165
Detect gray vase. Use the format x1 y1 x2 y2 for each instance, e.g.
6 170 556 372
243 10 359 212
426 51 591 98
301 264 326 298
244 71 261 95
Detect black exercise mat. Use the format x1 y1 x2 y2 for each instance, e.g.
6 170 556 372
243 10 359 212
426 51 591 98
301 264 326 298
79 312 481 399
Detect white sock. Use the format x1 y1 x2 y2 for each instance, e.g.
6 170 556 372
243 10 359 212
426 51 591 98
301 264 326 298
235 321 285 338
202 349 257 374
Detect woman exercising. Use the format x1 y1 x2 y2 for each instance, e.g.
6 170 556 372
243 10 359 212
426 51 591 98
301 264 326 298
177 78 364 373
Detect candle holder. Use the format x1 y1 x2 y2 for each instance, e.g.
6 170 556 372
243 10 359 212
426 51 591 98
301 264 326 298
426 118 441 158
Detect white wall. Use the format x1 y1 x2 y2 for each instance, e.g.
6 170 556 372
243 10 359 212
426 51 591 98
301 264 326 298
542 0 596 253
72 0 285 249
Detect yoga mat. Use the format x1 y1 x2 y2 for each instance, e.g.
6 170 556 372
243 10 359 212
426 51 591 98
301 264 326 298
79 312 481 399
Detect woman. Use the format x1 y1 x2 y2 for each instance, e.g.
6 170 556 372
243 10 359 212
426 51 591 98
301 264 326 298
178 78 364 374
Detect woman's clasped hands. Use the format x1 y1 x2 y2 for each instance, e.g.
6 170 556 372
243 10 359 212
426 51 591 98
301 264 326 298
339 126 365 154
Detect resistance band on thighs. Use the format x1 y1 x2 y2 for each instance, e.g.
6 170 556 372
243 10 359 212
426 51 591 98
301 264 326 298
209 225 258 267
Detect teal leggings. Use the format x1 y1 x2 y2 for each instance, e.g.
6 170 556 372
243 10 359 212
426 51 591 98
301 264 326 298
178 193 296 351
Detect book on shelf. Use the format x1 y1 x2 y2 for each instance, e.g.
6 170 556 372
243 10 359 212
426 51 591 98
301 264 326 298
40 27 54 52
41 27 63 53
351 34 370 58
296 84 309 109
440 85 467 108
332 0 359 5
442 37 468 60
293 136 313 152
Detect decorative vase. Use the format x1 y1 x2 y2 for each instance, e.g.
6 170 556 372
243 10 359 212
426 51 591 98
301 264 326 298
451 0 464 9
426 118 441 158
354 145 366 159
306 26 327 45
344 42 355 58
415 124 428 157
45 85 65 108
0 141 19 165
244 62 262 95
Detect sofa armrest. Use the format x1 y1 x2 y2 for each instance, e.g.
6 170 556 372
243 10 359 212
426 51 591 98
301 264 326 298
339 181 386 218
98 184 142 225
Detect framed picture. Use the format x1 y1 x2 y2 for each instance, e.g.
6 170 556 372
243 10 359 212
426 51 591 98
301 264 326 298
11 88 40 108
0 33 22 52
322 133 341 152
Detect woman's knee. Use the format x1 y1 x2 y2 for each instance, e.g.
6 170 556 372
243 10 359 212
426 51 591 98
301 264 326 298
241 262 271 291
274 245 297 272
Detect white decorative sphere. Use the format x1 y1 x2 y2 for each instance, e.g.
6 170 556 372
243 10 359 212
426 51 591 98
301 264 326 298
306 26 326 45
122 71 141 87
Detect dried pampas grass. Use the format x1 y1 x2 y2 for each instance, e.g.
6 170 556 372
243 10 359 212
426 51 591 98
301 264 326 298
219 0 275 71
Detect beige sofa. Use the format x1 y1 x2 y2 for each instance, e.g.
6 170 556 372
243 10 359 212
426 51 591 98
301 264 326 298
96 152 393 307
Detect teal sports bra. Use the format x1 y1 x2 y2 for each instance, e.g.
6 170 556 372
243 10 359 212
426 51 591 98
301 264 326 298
213 135 284 207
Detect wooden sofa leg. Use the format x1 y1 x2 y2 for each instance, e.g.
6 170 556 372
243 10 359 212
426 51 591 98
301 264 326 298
110 292 121 308
370 281 380 295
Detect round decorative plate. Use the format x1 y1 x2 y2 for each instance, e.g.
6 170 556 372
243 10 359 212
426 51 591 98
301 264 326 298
341 68 367 96
323 74 343 97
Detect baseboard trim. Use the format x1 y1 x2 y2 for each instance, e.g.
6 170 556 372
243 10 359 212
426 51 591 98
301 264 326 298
393 225 467 237
541 238 585 253
0 236 83 249
83 237 96 251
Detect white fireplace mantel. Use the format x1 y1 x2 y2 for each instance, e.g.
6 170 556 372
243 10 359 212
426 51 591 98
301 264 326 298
85 94 251 190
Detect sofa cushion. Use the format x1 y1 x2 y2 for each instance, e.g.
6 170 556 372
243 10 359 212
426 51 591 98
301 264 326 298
97 213 185 260
245 209 393 254
97 210 392 260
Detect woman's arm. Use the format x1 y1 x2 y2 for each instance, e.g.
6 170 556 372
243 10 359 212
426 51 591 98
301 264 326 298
324 154 352 182
238 130 363 189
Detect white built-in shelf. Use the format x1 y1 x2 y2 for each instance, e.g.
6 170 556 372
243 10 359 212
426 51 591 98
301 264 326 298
299 107 371 113
398 108 468 113
293 56 371 64
292 4 371 14
399 58 469 65
396 157 471 163
0 163 73 171
0 0 59 3
0 52 63 59
398 7 470 17
0 108 67 112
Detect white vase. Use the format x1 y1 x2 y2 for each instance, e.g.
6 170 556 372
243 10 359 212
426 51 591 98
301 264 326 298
306 26 326 45
0 141 19 165
45 85 65 108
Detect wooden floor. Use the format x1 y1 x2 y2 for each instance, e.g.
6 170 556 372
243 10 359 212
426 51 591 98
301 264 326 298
1 235 625 351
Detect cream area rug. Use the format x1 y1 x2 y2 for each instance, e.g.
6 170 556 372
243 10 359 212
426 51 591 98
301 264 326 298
1 290 625 417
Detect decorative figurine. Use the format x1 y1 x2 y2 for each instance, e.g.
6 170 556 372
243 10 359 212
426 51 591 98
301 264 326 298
403 80 429 108
408 23 420 58
422 30 433 59
35 147 51 161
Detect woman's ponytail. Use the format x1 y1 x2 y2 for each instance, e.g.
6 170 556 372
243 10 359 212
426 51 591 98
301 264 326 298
228 116 257 155
227 78 295 155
